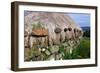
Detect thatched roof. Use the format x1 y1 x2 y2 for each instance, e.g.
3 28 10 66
24 12 84 61
24 12 82 34
24 11 83 47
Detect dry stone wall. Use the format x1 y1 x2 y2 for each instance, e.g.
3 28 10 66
24 12 83 61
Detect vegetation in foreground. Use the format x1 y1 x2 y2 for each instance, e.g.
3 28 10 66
24 23 90 61
25 37 90 61
59 37 90 59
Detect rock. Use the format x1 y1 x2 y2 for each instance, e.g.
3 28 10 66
47 54 55 60
29 36 48 48
24 48 32 61
24 57 31 61
32 48 41 56
65 28 74 41
62 43 68 47
55 53 62 60
50 45 59 53
24 36 29 48
53 34 61 45
45 50 51 55
24 31 28 37
64 28 68 32
32 55 41 61
41 37 48 47
54 27 62 33
68 28 72 31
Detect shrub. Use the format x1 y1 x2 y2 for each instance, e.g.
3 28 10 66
83 30 90 37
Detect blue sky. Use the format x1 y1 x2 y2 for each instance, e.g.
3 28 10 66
24 11 90 27
68 13 90 27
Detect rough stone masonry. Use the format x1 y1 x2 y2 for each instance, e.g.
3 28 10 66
24 11 83 61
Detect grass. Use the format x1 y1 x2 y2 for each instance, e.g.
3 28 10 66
59 37 90 59
24 37 90 61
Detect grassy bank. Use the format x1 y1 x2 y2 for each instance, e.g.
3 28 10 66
61 37 90 59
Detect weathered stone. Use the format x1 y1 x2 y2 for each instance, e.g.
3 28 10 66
50 45 59 53
45 50 51 55
32 48 41 56
68 28 72 31
54 27 62 33
47 54 55 60
41 37 48 47
31 55 41 61
64 28 68 32
53 34 61 45
29 36 48 48
24 48 32 61
24 31 28 37
62 43 68 47
55 54 62 60
24 36 30 48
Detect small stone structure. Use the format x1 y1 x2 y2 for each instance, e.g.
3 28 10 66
24 11 83 61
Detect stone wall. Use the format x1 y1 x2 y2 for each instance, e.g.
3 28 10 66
24 11 83 61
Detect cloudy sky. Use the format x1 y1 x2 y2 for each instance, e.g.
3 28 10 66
68 13 90 27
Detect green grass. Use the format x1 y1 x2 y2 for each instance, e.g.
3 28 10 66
25 37 90 61
59 37 90 59
73 37 90 59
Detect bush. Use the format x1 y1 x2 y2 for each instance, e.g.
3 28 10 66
83 30 90 37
